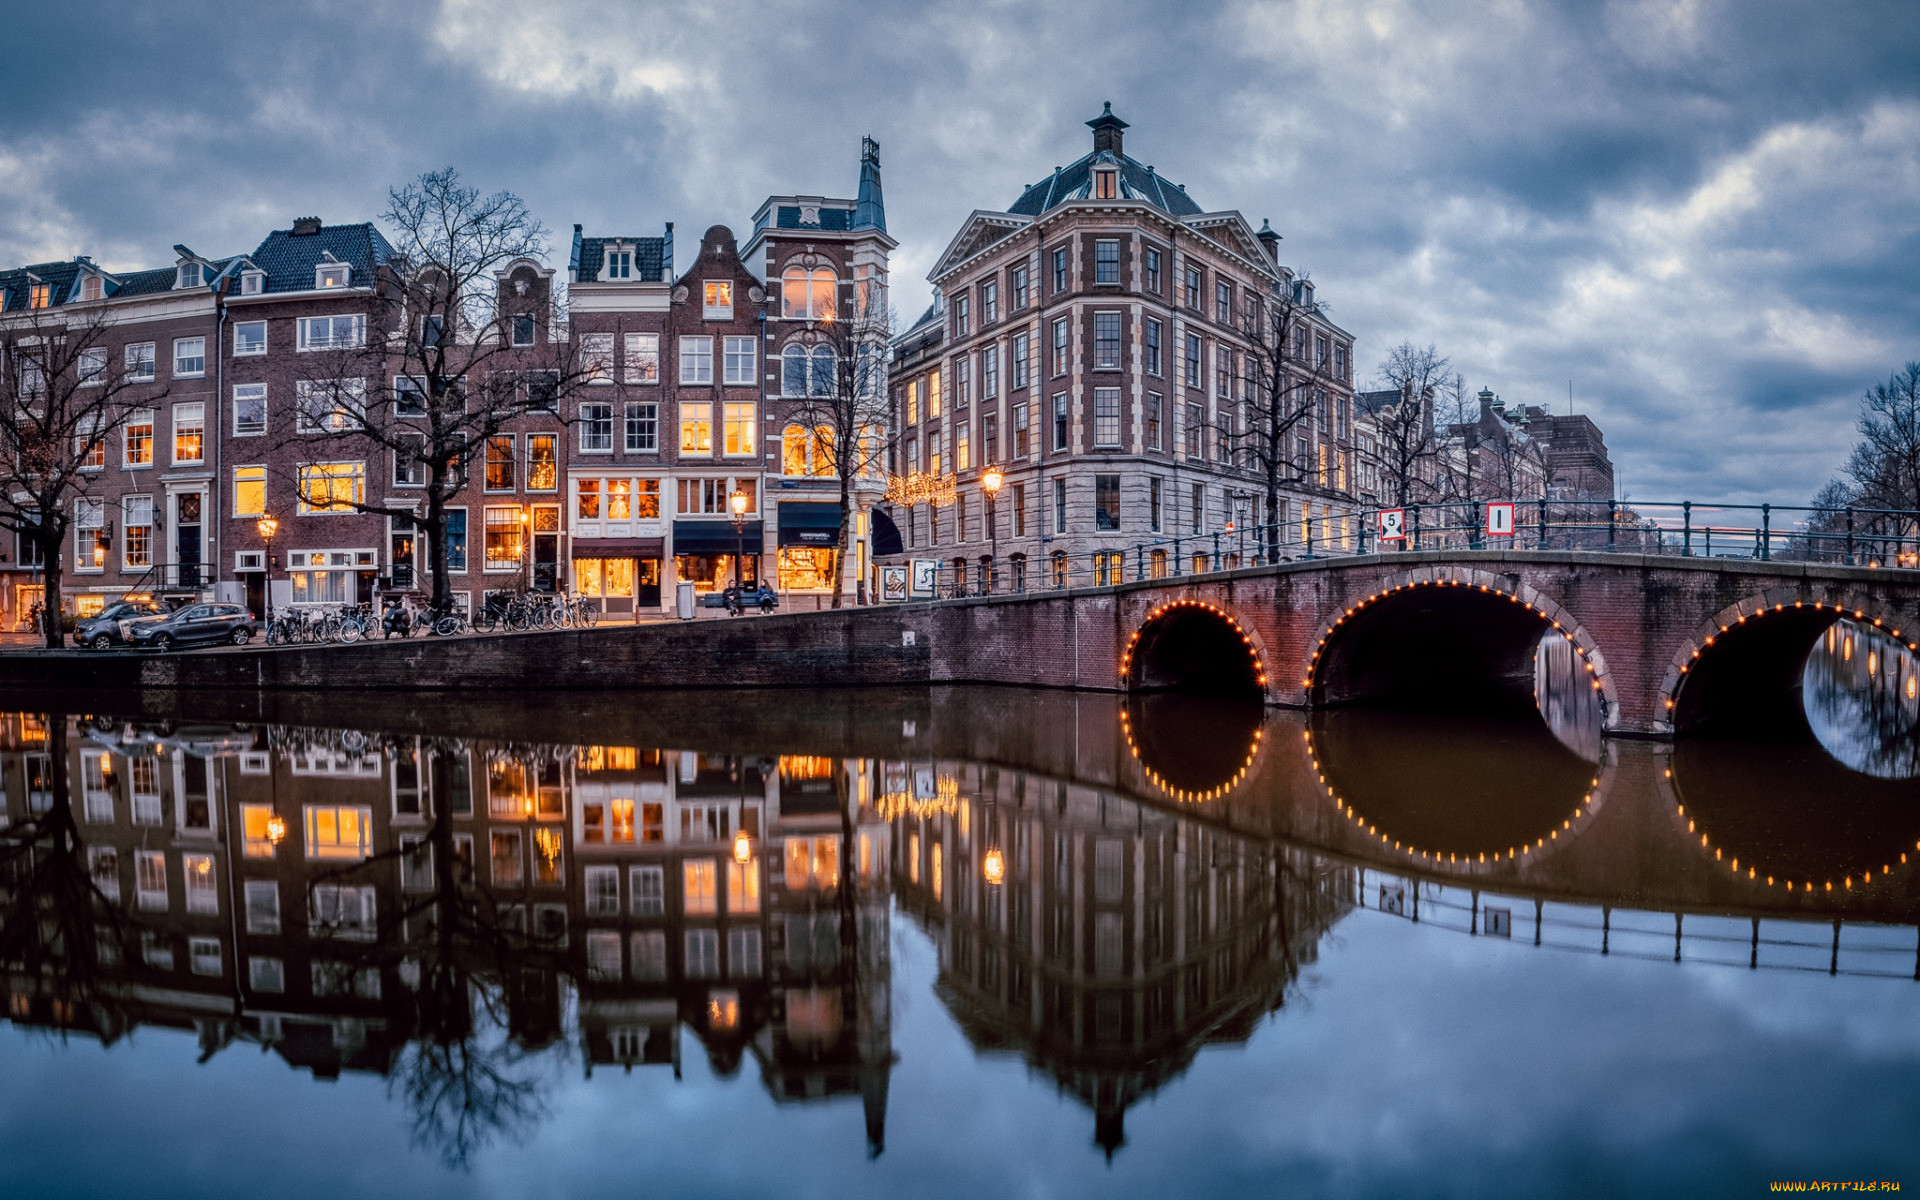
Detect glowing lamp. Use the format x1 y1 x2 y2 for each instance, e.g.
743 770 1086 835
729 488 750 519
980 465 1004 495
256 515 279 541
266 813 288 846
733 828 753 866
983 847 1006 886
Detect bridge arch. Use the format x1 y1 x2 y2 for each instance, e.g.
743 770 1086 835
1121 599 1269 699
1304 568 1620 729
1659 592 1917 736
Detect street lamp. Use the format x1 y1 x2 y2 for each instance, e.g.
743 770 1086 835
256 514 278 620
980 465 1003 593
728 486 750 591
519 507 532 591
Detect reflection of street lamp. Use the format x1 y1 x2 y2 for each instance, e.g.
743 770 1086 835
733 828 753 866
257 514 278 618
983 846 1006 886
981 465 1003 592
729 487 750 589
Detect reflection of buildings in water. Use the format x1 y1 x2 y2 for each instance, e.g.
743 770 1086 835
1802 619 1920 779
0 718 896 1159
1535 634 1603 763
880 759 1353 1157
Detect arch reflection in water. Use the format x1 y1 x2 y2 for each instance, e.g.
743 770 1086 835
1803 618 1920 779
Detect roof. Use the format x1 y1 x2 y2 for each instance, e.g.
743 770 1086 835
1355 389 1405 417
574 235 668 283
1007 150 1204 219
246 221 395 293
109 267 182 298
0 260 81 312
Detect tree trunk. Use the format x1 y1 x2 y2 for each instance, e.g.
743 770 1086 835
830 471 854 609
38 524 66 650
425 474 452 614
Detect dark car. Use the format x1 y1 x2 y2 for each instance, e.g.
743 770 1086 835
77 599 163 649
127 603 257 651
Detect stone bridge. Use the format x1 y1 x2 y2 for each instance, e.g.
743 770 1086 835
13 549 1919 740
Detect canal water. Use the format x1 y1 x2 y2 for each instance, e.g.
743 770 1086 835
0 621 1916 1198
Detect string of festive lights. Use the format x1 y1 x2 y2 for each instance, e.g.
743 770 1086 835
1662 599 1912 713
1119 599 1270 692
1118 708 1263 804
1663 764 1917 894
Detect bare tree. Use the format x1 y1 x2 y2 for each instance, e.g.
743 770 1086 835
281 168 592 615
777 280 894 608
1364 343 1448 509
1843 362 1920 517
1223 277 1337 560
0 307 161 646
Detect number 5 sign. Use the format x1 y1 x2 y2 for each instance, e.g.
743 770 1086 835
1377 508 1406 542
1485 501 1516 537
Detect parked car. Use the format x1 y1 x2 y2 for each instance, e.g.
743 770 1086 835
77 599 164 649
126 603 257 651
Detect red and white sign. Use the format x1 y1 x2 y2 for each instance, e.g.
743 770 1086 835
1485 501 1516 537
1377 508 1406 542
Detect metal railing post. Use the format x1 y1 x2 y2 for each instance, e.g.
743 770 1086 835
1411 503 1422 551
1173 536 1182 575
1359 512 1370 557
1682 501 1692 557
1845 508 1855 563
1760 503 1771 561
1607 499 1617 550
1537 498 1547 550
1212 530 1222 569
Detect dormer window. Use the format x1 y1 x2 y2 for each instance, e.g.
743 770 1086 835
81 276 104 302
177 263 202 289
240 270 265 296
703 281 733 320
317 264 350 289
28 283 50 309
604 249 632 280
1093 168 1118 200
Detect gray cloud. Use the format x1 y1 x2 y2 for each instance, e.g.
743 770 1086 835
4 0 1918 501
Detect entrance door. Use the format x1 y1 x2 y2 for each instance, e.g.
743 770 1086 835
635 558 661 608
244 573 265 620
175 493 204 588
532 505 560 592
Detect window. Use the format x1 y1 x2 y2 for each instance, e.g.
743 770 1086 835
183 853 218 914
782 344 836 397
684 859 717 915
75 499 107 569
1093 388 1121 448
580 403 614 451
1095 475 1121 530
584 865 620 916
955 357 971 408
1051 393 1069 451
249 957 285 993
240 270 264 296
444 509 468 572
955 420 971 471
309 884 376 940
1150 476 1163 531
316 263 350 289
1185 334 1203 388
1184 265 1202 309
296 314 364 351
173 337 206 378
783 836 840 890
632 866 665 916
605 249 632 279
624 402 658 451
173 402 205 464
134 850 169 911
928 368 942 417
981 346 998 399
631 930 667 980
490 830 524 886
123 496 153 568
679 402 713 453
1013 403 1029 457
1012 333 1029 389
125 342 156 383
729 927 762 977
727 857 760 914
679 336 713 385
234 321 267 356
624 332 660 383
780 267 837 320
1146 392 1163 451
903 380 919 425
295 462 364 515
1051 318 1069 376
1011 482 1026 536
1054 477 1067 533
1093 312 1122 369
586 930 621 981
927 431 941 475
77 347 107 387
485 436 515 490
1145 318 1163 376
295 378 363 433
231 465 267 517
1218 347 1235 400
952 295 969 337
1011 265 1029 309
124 409 154 466
1186 403 1205 458
1095 240 1120 284
1051 246 1069 293
233 384 266 436
1145 246 1162 292
1191 482 1205 533
527 433 557 489
1217 280 1233 325
485 506 524 569
723 402 756 455
981 279 999 324
686 929 720 979
304 805 372 860
245 880 281 933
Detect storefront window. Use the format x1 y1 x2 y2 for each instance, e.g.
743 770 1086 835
576 558 635 598
676 554 756 592
777 548 835 591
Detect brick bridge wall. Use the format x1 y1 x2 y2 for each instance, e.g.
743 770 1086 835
12 550 1918 738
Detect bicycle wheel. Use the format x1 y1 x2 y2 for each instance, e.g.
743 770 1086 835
508 606 530 632
580 604 599 628
338 618 363 644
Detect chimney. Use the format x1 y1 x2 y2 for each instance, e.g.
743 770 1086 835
291 217 322 236
1256 218 1281 263
1087 101 1129 156
1478 387 1497 418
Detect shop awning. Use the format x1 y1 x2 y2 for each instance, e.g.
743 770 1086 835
671 520 762 556
570 537 664 560
870 508 904 557
777 502 844 548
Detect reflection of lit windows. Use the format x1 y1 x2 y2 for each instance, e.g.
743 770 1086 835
631 865 665 917
491 830 524 886
303 804 371 860
727 858 759 914
683 859 717 915
783 836 839 891
183 853 218 914
136 850 168 911
641 801 664 843
611 798 636 843
686 929 720 979
533 827 564 885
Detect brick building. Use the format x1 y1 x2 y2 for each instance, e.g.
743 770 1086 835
882 105 1362 593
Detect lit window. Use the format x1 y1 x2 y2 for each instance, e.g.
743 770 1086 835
684 859 717 915
527 433 558 488
780 267 837 320
240 806 278 858
703 281 733 320
723 402 756 455
173 402 205 464
124 409 154 466
303 805 372 860
680 402 713 453
316 263 350 289
122 495 153 568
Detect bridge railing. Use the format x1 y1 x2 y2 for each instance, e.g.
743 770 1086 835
914 500 1920 599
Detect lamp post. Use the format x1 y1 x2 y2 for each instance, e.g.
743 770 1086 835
256 514 278 620
728 486 750 591
980 465 1003 594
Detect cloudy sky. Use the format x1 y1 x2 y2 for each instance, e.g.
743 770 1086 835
4 0 1917 502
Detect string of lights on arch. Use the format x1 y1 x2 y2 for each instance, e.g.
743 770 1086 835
1301 577 1608 695
1302 727 1605 871
1119 599 1270 692
1118 706 1263 804
1663 599 1915 714
1665 764 1916 894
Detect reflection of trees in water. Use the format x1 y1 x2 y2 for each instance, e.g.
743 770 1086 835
1803 620 1920 779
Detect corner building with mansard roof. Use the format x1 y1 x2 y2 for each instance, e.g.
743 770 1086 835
884 105 1360 593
